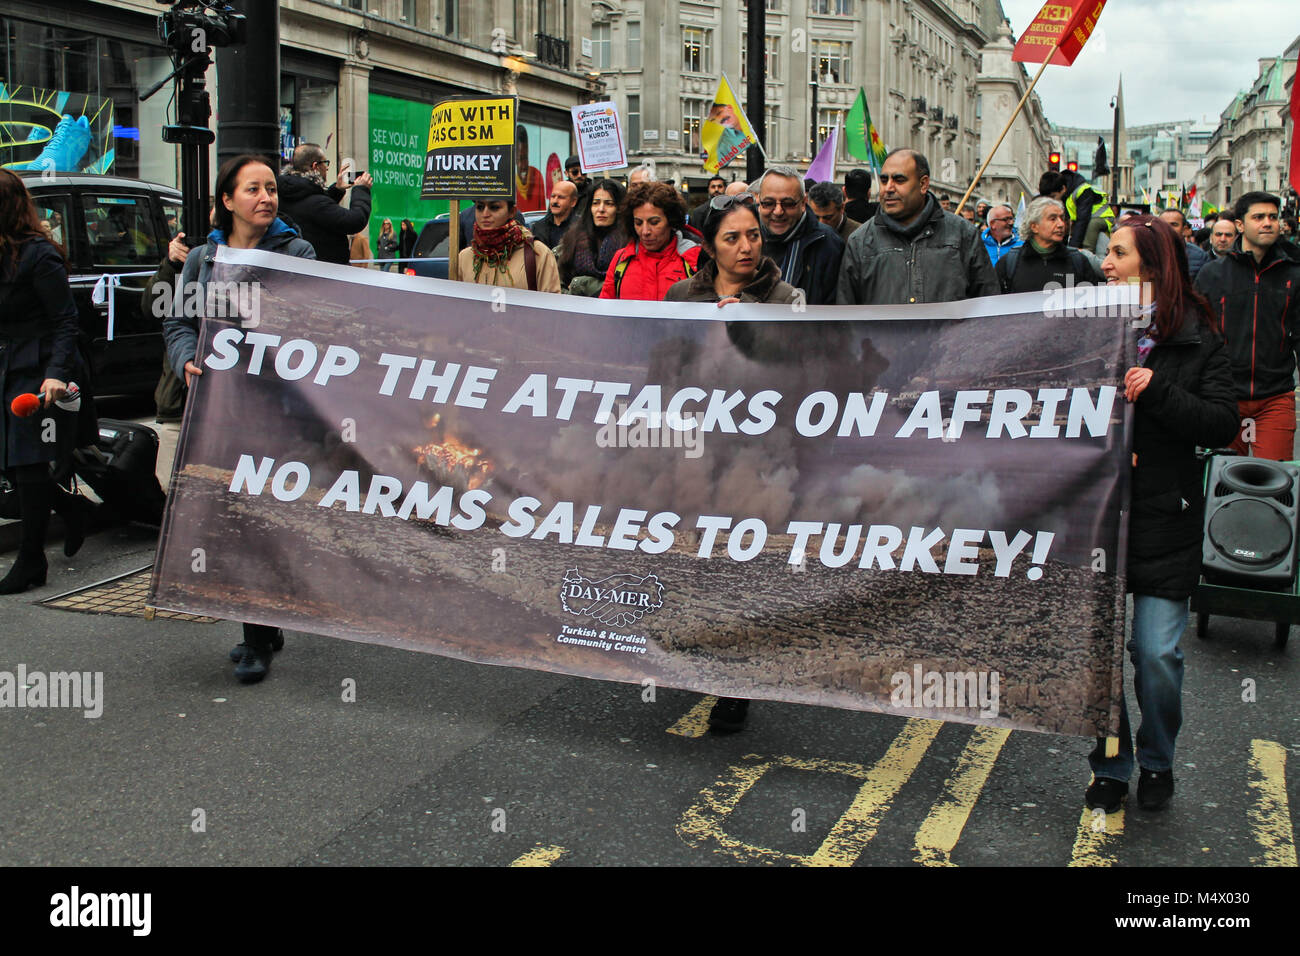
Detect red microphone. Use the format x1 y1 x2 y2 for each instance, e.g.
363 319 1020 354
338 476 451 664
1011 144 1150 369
10 393 42 418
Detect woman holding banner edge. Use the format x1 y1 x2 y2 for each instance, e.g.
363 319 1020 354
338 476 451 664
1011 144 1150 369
1085 215 1238 812
163 153 316 684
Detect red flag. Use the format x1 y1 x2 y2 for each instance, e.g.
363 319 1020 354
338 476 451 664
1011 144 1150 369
1013 1 1108 66
1290 67 1300 193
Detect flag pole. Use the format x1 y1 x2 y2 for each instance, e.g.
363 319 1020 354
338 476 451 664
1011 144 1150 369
956 53 1053 215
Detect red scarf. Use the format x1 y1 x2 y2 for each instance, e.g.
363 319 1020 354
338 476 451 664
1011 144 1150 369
471 221 526 278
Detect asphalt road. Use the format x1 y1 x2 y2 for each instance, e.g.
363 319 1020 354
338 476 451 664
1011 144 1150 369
0 517 1295 870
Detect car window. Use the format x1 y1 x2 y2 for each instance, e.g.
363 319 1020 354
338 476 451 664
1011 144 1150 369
162 201 183 242
81 194 161 267
31 193 72 252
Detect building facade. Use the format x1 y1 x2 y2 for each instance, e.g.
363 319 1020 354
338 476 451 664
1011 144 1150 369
973 18 1053 207
1200 49 1298 213
591 0 998 200
1 0 597 242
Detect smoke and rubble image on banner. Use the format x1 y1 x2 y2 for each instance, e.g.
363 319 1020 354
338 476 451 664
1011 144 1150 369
151 255 1136 739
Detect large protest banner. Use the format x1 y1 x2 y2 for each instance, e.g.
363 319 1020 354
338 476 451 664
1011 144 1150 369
150 253 1136 738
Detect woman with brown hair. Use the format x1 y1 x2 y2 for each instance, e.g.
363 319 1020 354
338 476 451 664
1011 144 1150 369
0 169 94 593
599 181 700 301
1084 215 1239 812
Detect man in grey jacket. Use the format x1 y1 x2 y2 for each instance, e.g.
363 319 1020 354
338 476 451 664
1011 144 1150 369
836 148 997 305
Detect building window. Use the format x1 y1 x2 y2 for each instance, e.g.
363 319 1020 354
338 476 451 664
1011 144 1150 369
592 22 611 69
740 35 781 84
810 40 851 85
345 0 362 9
817 109 846 160
444 0 459 36
683 27 712 74
627 22 641 70
627 94 641 146
810 0 853 14
683 98 705 154
401 0 416 24
765 105 779 158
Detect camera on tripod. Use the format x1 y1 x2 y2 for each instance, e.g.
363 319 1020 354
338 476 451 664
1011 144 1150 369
156 0 246 52
142 2 249 239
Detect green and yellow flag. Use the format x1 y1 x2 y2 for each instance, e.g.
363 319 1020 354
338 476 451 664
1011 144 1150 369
700 74 759 173
846 88 888 173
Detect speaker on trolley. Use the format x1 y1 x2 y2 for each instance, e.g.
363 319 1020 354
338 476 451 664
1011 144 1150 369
1202 457 1300 589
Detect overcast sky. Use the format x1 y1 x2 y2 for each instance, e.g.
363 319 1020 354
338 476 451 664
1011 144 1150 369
997 0 1297 129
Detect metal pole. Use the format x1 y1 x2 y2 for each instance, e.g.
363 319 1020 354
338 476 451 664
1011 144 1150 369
1111 96 1121 206
745 2 765 183
810 80 819 159
217 1 282 165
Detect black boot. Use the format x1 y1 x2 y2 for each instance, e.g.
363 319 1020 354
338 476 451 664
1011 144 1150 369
0 471 52 595
51 486 92 557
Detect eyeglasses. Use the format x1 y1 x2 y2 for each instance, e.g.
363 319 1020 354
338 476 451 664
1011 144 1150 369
704 193 756 225
709 193 755 213
757 198 802 211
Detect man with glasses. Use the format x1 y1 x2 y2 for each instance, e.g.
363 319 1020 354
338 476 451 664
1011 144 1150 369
754 165 844 305
837 148 997 305
980 203 1022 267
278 142 372 264
689 174 729 231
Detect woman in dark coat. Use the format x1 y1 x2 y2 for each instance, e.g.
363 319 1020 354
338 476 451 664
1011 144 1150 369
398 219 417 262
665 195 799 306
1086 215 1239 812
163 153 315 684
556 179 627 296
665 195 800 734
0 169 93 593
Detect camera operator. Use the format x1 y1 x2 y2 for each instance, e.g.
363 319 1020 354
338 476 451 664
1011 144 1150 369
277 143 372 264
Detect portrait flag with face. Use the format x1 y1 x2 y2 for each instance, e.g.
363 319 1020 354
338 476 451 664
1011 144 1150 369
701 74 761 174
845 88 888 176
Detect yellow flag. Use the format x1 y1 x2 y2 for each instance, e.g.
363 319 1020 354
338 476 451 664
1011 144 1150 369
701 74 759 173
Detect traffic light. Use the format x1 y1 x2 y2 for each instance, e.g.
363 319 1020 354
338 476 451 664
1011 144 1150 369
1049 151 1061 172
1067 161 1078 173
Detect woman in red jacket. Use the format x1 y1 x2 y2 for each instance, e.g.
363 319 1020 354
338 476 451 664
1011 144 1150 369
599 181 701 300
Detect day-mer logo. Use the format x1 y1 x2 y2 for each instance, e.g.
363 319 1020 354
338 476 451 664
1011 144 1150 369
560 569 665 627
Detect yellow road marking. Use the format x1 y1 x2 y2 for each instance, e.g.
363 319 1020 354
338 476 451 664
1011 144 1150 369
808 718 942 866
510 845 567 867
676 718 942 866
913 726 1011 866
666 696 716 738
1247 739 1296 867
1069 794 1125 866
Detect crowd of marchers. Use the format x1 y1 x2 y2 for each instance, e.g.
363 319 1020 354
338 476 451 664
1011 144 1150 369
4 138 1300 820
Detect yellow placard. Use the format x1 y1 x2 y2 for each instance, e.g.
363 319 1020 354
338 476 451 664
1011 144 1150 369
426 98 516 150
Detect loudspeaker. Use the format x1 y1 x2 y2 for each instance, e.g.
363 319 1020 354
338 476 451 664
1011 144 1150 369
1202 457 1300 589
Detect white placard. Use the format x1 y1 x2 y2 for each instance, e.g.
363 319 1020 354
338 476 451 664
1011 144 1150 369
570 100 628 173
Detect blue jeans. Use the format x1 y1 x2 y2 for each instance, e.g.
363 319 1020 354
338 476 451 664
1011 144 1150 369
1089 595 1187 780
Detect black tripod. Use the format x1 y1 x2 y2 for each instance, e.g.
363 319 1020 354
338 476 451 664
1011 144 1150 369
140 49 215 242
